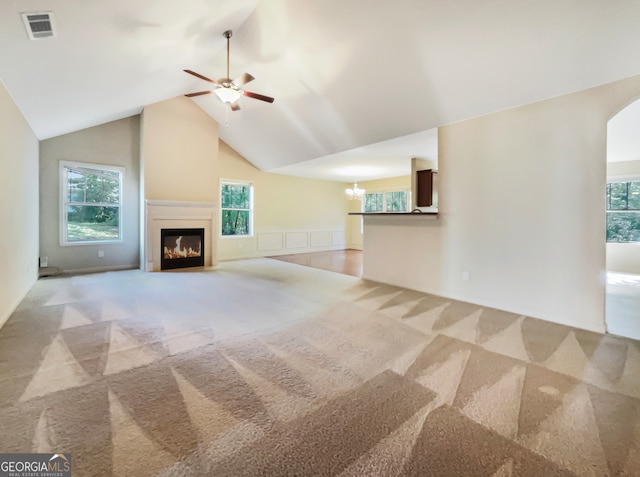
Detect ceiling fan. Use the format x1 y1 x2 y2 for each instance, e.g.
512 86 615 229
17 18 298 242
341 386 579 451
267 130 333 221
183 30 274 111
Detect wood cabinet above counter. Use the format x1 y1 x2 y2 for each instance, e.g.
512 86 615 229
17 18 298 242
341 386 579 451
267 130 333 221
416 169 436 207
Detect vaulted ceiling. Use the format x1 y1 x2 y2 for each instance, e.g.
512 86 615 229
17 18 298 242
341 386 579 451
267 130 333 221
1 0 640 180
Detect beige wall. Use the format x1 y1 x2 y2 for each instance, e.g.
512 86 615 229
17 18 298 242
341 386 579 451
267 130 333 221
140 97 219 268
607 159 640 274
347 175 411 249
141 97 218 202
363 74 640 334
140 96 353 266
218 140 351 260
0 80 39 327
360 175 412 191
39 116 141 273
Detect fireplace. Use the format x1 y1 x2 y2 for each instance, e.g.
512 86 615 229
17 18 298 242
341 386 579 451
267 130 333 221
161 228 205 270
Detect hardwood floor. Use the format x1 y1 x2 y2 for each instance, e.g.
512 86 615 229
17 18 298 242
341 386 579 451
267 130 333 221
267 249 363 277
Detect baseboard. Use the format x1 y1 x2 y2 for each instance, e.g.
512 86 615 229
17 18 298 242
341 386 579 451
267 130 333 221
0 275 38 331
264 245 351 257
60 264 139 275
0 299 19 331
220 245 350 261
361 274 606 334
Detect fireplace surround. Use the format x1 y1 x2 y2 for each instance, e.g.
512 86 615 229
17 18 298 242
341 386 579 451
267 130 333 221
144 200 216 272
161 228 204 270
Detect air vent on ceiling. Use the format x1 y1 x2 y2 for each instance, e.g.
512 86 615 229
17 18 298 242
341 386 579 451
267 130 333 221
21 12 56 40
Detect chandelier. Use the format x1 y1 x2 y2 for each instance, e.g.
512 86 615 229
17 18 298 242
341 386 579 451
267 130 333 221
345 182 365 200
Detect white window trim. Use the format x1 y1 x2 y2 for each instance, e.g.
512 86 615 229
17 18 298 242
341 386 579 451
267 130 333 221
220 179 254 238
607 173 640 182
59 160 124 246
606 178 640 244
362 187 411 213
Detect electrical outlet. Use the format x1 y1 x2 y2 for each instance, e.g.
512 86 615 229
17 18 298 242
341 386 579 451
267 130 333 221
98 250 105 258
462 270 470 281
39 256 48 268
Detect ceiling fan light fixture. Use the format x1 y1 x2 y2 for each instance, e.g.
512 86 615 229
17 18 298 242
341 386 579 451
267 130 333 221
184 29 274 109
214 86 242 104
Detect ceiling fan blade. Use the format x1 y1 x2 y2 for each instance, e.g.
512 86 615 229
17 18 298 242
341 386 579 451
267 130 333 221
243 90 275 103
233 72 255 86
231 102 241 111
185 91 212 97
183 69 217 83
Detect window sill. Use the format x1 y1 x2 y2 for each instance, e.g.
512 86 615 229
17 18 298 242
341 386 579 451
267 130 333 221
60 239 123 246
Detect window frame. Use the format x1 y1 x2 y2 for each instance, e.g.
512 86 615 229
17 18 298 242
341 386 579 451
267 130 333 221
606 177 640 244
363 192 384 213
59 160 124 246
362 188 411 213
220 179 254 238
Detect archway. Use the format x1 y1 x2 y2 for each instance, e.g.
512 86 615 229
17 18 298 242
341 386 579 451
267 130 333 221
605 99 640 339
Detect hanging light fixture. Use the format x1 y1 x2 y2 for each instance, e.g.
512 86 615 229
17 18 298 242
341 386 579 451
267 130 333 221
213 85 242 104
345 182 365 200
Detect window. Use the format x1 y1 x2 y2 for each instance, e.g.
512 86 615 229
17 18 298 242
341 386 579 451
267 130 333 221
363 190 409 213
606 180 640 243
364 193 383 212
60 161 123 244
221 181 253 236
385 191 408 212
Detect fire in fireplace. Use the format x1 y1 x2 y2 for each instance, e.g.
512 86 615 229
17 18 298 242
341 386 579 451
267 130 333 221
160 228 205 270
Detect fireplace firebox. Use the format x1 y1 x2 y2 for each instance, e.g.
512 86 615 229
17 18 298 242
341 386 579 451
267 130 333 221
160 228 205 270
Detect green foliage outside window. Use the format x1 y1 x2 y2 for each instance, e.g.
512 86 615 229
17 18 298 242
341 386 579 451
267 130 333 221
221 183 252 236
385 191 407 212
364 190 408 213
364 193 383 212
606 181 640 243
64 165 121 242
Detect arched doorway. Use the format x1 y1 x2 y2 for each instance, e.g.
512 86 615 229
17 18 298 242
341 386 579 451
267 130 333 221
605 99 640 340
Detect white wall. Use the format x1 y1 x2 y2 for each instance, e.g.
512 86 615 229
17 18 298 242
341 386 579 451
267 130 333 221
39 116 141 273
606 159 640 274
363 74 640 333
0 80 39 327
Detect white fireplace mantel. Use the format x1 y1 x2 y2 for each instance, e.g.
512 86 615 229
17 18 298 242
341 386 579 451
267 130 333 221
144 200 217 272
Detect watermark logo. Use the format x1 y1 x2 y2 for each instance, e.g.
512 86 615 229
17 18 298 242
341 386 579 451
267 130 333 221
0 453 71 477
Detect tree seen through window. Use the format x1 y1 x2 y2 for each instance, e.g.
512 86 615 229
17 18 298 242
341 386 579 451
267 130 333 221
62 163 122 243
606 181 640 243
363 190 408 213
221 182 252 236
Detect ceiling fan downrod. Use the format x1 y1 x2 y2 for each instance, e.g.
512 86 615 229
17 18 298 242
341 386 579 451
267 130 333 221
183 28 274 108
223 30 232 82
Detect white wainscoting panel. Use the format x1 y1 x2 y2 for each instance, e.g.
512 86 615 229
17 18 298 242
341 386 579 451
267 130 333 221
310 231 332 247
257 233 284 251
223 229 348 259
286 232 309 249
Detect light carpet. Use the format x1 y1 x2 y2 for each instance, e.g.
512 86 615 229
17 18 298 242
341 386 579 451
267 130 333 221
1 258 639 476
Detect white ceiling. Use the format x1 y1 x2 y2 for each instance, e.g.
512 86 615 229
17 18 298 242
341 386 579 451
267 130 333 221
270 129 437 181
1 0 640 182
